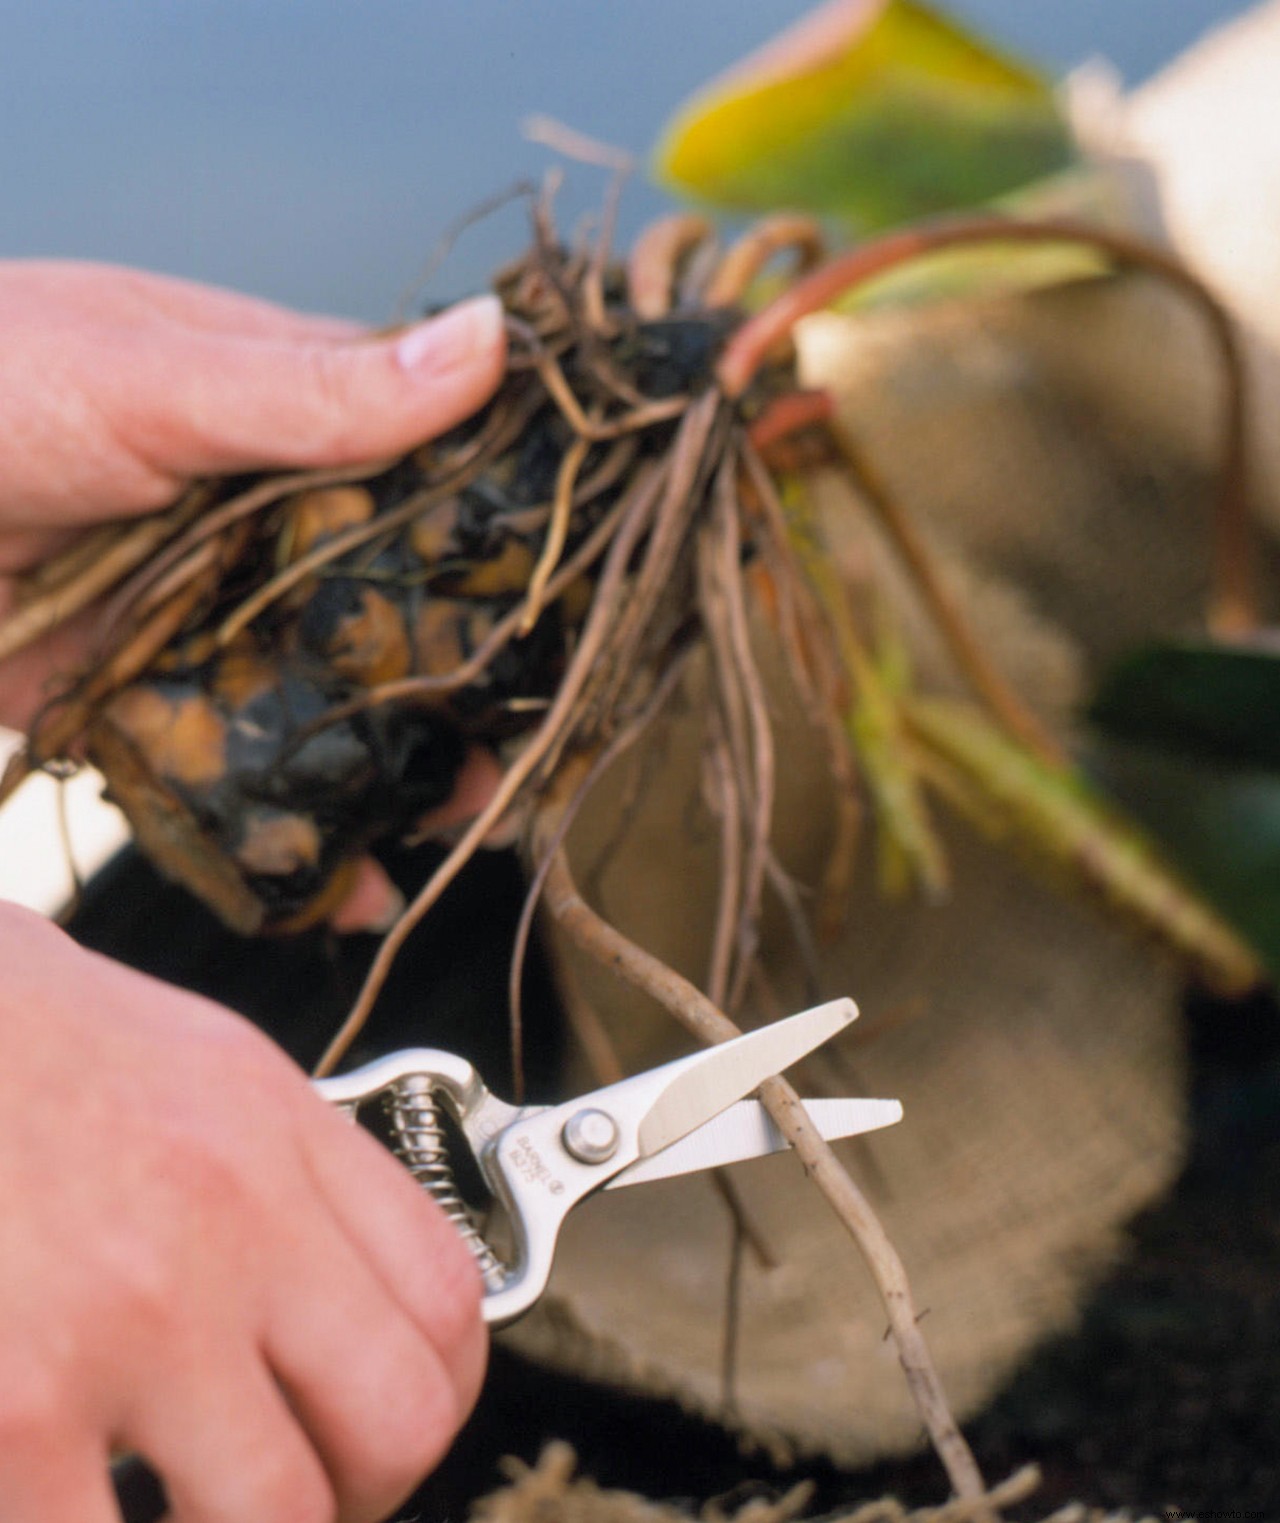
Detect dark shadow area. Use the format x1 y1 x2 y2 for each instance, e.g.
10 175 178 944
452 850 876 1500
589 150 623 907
67 839 564 1098
72 853 1280 1521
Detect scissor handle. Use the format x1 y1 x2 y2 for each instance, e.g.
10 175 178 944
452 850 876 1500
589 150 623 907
313 1046 487 1117
313 1050 584 1326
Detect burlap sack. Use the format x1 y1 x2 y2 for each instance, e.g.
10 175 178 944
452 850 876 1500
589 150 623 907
498 262 1260 1462
499 7 1280 1476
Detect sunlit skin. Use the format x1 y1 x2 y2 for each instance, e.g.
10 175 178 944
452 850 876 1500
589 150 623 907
0 262 507 1523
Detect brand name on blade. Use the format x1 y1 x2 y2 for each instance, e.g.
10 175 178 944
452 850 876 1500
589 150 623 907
509 1135 565 1195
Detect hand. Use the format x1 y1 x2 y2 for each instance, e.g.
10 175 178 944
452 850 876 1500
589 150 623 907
0 260 509 927
0 265 500 1514
0 901 487 1522
0 259 505 727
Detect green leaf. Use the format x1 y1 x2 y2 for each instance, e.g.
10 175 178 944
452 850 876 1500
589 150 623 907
654 0 1076 232
1093 743 1280 986
1091 641 1280 771
1090 640 1280 984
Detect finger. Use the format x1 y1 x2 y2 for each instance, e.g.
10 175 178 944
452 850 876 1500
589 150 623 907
411 745 511 843
117 294 506 478
0 589 97 733
263 1211 466 1520
328 744 509 932
0 1438 120 1523
124 1355 334 1523
327 856 405 936
297 1096 487 1410
114 267 365 343
13 259 364 344
0 524 78 573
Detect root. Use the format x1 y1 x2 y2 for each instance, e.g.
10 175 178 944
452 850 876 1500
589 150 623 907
312 422 687 1075
215 466 491 647
702 717 744 1007
696 455 776 1011
704 214 826 309
1 568 220 808
737 441 865 935
825 427 1066 769
509 645 694 1096
0 483 212 665
519 434 590 635
627 213 717 319
288 461 651 745
531 757 995 1516
99 463 397 644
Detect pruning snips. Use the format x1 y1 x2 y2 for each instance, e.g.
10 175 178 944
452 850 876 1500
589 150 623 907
315 998 902 1326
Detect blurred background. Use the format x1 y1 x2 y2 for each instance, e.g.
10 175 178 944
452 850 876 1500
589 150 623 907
0 1 1259 319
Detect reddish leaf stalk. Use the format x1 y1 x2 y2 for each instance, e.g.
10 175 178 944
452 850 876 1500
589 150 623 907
717 215 1258 638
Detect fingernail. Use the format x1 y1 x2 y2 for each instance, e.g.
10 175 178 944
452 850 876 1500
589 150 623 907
395 294 504 375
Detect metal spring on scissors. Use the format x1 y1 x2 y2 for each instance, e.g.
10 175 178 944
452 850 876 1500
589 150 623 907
382 1076 506 1289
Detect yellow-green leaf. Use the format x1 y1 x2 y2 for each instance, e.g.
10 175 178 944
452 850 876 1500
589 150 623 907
906 694 1264 996
655 0 1076 232
782 479 949 899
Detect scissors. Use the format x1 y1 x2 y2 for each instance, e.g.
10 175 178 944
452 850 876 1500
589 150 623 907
315 997 902 1326
112 997 901 1521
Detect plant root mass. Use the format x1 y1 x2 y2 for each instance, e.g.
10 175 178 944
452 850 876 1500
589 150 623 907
2 183 1270 1509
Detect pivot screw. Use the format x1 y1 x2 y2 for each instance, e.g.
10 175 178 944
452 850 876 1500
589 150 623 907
562 1107 620 1165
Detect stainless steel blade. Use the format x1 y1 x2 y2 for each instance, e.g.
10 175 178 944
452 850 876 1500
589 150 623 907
607 1097 902 1189
635 998 857 1157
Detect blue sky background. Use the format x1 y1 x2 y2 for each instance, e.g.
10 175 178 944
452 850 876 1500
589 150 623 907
0 2 1257 318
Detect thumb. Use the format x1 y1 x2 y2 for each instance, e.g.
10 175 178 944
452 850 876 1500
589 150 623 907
129 293 508 478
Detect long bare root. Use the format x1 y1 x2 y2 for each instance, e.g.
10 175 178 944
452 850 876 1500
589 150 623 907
531 757 994 1515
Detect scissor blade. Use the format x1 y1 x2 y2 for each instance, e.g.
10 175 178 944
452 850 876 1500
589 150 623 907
607 1097 902 1190
635 998 857 1158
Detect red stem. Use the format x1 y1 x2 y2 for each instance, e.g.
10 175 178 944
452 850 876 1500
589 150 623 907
716 215 1257 636
747 388 836 455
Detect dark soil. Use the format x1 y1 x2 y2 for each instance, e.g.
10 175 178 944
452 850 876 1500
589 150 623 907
74 848 1280 1523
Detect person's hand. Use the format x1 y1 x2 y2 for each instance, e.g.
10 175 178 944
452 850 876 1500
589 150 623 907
0 259 505 726
0 901 487 1522
0 259 509 927
0 265 503 1510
